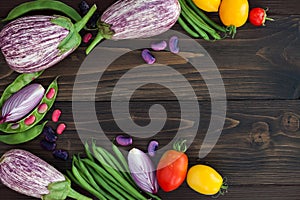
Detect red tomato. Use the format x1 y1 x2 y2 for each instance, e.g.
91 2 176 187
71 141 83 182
156 149 188 192
249 7 274 26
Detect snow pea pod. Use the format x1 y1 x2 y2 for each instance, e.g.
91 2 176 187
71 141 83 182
2 0 82 22
0 71 44 107
0 77 58 133
0 121 47 145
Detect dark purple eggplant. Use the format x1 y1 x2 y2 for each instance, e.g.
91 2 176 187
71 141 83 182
0 5 97 73
86 0 181 54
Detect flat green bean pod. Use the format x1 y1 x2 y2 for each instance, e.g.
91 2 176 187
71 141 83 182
0 71 44 107
0 121 47 145
2 0 82 22
0 77 58 133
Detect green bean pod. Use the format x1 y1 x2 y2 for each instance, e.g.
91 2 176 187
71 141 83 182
0 77 58 134
91 145 149 200
179 0 221 40
0 71 44 107
82 158 133 199
186 0 227 33
74 156 102 193
84 142 95 162
2 0 82 22
66 170 82 189
82 158 148 200
177 16 200 38
181 10 210 40
0 121 47 145
112 144 131 172
77 157 118 200
71 160 108 200
96 146 136 186
86 165 134 200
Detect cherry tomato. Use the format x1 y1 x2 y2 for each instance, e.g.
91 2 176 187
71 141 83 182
186 164 228 195
156 140 188 192
249 8 274 26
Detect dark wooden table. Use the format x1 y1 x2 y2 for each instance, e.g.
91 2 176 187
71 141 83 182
1 0 300 199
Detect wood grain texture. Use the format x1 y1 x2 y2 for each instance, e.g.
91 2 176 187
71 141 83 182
0 101 300 199
1 16 299 100
0 0 300 199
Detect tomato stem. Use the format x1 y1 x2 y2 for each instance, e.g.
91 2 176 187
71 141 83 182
265 17 274 21
172 139 187 152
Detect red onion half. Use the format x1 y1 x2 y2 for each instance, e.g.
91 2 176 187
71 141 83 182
128 148 159 194
0 84 45 124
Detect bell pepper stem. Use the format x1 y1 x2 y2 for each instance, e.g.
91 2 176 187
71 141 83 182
74 4 97 32
68 187 92 200
85 32 104 54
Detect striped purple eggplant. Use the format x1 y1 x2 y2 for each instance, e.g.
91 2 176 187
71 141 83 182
0 5 97 73
86 0 181 54
0 149 92 199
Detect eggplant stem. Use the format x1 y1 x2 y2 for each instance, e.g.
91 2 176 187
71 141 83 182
86 32 104 54
74 4 97 32
68 187 93 200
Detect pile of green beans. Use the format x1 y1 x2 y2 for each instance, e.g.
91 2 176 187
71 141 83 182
67 141 161 200
178 0 236 40
0 72 58 145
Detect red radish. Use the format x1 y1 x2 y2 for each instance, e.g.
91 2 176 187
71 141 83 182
52 109 61 122
249 8 274 26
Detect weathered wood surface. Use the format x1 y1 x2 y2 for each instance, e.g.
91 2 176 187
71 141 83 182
0 0 300 199
1 16 299 100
